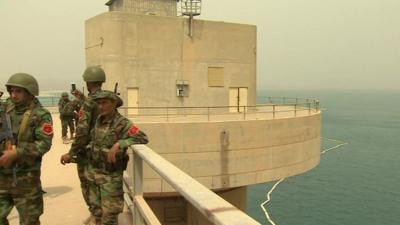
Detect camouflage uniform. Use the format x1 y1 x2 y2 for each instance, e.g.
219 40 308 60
0 73 53 225
86 91 148 225
58 94 74 139
61 66 109 223
63 99 81 134
68 91 99 216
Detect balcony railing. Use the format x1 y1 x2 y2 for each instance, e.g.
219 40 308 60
121 97 320 122
125 144 261 225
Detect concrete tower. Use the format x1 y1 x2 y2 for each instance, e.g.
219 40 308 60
85 1 321 224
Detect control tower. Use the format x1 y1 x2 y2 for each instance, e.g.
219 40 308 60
85 1 321 224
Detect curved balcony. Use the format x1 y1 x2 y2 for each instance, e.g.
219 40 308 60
123 97 322 194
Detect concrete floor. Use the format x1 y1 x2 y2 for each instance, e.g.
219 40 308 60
7 115 132 225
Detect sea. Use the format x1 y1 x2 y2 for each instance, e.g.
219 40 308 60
35 89 400 225
249 89 400 225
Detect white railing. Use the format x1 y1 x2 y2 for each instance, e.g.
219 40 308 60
125 144 261 225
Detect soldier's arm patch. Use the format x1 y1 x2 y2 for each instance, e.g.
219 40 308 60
78 109 84 121
42 122 53 136
128 124 139 137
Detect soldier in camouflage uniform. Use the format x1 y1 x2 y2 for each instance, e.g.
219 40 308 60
86 90 148 225
0 73 53 225
60 66 105 225
58 92 75 142
64 98 82 131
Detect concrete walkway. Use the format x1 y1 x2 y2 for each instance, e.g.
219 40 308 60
7 115 132 225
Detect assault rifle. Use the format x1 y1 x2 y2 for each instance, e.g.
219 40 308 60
0 93 16 152
0 97 18 186
0 112 15 152
114 82 120 95
0 91 15 150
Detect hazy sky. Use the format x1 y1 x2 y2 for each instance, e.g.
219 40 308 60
0 0 399 91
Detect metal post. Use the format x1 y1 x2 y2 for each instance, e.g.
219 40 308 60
133 150 143 225
294 104 297 117
308 103 311 115
166 107 169 122
189 15 194 37
272 105 276 118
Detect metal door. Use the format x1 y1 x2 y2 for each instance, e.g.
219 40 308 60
229 88 238 112
229 87 248 112
127 88 139 115
238 87 248 112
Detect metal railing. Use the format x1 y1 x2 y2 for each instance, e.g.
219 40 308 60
0 96 61 107
121 97 320 122
125 144 261 225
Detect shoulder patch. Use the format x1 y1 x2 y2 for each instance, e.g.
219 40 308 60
42 123 53 136
78 109 84 121
128 124 140 137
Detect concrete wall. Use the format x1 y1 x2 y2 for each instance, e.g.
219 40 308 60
126 113 321 192
85 12 257 109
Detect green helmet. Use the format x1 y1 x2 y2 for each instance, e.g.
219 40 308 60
6 73 39 96
82 66 106 83
61 92 69 97
92 90 123 108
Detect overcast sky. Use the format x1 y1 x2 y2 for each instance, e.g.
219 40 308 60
0 0 399 92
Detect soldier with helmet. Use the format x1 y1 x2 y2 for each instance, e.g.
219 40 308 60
86 90 148 225
0 73 53 225
58 92 75 143
60 65 106 225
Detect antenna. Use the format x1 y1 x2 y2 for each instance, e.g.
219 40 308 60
181 0 202 37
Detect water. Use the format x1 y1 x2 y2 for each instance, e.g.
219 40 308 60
249 89 400 225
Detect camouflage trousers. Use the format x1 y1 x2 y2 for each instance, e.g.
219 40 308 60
0 172 43 225
85 167 124 225
77 160 100 217
61 116 75 137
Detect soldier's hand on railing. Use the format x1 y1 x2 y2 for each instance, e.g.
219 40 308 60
0 145 17 168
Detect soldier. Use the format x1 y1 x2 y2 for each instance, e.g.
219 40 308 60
86 90 148 225
60 66 106 225
58 92 75 142
0 73 53 225
64 98 82 131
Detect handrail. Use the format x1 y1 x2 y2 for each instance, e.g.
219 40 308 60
120 97 320 122
128 144 261 225
120 97 319 112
